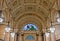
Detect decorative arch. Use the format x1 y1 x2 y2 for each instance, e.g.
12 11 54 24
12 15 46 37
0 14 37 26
16 13 46 30
16 14 44 31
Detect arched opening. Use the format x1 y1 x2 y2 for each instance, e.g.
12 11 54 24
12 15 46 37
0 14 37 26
22 24 38 31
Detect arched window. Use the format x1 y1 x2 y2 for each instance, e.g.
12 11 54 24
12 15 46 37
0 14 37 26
22 24 38 31
25 35 34 40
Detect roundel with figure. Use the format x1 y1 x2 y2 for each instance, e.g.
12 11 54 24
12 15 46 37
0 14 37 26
22 24 38 31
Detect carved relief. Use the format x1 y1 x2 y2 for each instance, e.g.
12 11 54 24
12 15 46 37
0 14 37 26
8 0 21 12
39 0 43 5
24 0 36 3
14 7 23 16
24 5 36 12
43 1 48 6
39 0 52 10
6 0 14 4
4 0 57 30
17 0 21 5
7 0 17 11
12 1 17 7
38 7 48 16
16 13 44 22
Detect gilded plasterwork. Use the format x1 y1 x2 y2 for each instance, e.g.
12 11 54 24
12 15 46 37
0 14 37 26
1 0 57 30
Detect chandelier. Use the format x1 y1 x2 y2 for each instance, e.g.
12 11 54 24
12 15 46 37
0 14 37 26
0 10 4 23
45 28 50 37
11 32 15 38
49 13 55 33
5 22 11 32
5 13 11 32
45 32 50 37
50 27 55 33
57 10 60 22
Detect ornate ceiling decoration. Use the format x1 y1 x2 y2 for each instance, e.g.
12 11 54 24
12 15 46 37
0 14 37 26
2 0 57 30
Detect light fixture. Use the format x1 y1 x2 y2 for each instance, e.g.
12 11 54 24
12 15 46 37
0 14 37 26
45 32 50 37
57 18 60 22
0 10 4 23
50 22 55 33
5 22 11 32
11 32 15 37
0 18 3 22
50 26 55 33
5 26 11 32
49 12 55 33
57 10 60 22
10 28 15 38
45 28 50 37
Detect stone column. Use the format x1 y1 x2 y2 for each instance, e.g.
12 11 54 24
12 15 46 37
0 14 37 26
38 34 42 41
10 32 16 41
46 34 50 41
18 34 22 41
45 33 51 41
5 32 10 41
17 31 24 41
10 34 15 41
0 24 5 40
14 33 18 41
44 34 46 41
58 0 60 9
51 33 56 41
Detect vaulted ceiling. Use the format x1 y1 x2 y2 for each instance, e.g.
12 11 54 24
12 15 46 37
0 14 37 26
0 0 57 30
